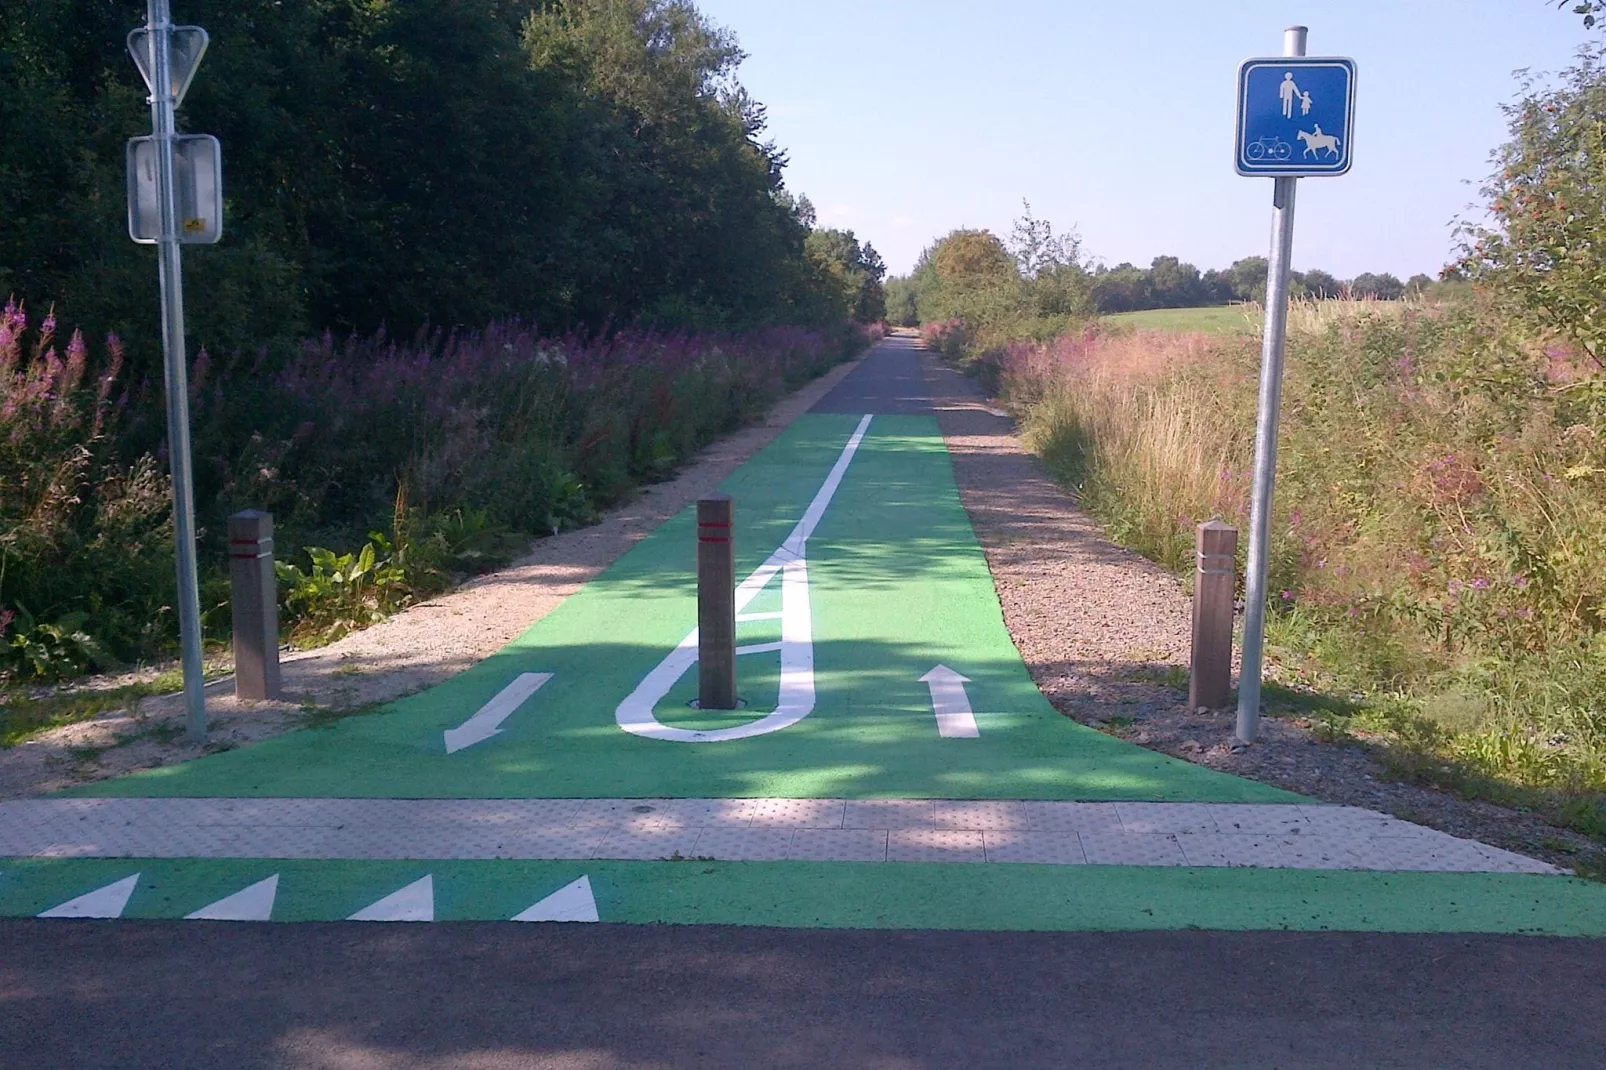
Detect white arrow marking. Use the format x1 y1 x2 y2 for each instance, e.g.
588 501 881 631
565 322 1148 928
444 672 553 754
348 875 434 922
920 666 979 738
185 874 279 921
39 873 141 919
513 875 599 923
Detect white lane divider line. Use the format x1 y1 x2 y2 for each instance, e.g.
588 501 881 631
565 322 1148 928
186 874 279 921
38 873 141 919
617 414 874 743
444 672 554 754
513 875 599 923
348 875 434 922
736 611 784 623
920 665 980 738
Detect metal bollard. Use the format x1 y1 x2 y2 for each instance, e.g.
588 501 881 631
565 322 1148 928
697 495 737 710
1189 521 1239 710
228 510 282 701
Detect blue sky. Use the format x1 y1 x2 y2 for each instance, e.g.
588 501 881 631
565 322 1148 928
694 0 1598 279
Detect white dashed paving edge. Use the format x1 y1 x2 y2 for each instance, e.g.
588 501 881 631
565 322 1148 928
0 798 1559 874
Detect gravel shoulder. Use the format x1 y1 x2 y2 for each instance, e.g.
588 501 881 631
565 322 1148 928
919 347 1600 873
0 356 865 800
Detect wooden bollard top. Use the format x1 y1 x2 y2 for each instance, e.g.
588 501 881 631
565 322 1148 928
1196 520 1238 572
228 509 274 558
697 495 733 544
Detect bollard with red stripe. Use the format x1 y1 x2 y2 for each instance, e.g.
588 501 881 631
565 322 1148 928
697 495 737 710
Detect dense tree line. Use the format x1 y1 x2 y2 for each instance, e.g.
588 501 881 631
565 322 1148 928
0 0 877 376
885 203 1437 328
1085 256 1430 312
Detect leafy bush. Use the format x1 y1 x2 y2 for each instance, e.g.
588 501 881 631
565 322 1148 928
1462 44 1606 370
276 539 408 646
897 206 1097 373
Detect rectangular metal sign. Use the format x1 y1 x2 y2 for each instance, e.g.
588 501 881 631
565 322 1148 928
126 134 224 244
1235 57 1355 176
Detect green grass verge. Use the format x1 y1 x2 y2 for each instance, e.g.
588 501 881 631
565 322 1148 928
1102 306 1260 334
0 674 188 749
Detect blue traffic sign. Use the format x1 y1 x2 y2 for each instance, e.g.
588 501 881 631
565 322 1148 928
1235 57 1355 176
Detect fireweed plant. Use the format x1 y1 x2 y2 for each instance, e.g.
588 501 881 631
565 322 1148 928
0 299 871 681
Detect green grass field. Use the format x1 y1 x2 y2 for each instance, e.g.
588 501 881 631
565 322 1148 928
1103 306 1261 334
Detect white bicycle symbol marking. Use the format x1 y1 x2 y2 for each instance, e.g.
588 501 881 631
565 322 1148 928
615 414 873 743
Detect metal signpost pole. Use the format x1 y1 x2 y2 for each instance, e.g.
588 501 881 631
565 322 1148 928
1235 25 1307 745
147 0 207 743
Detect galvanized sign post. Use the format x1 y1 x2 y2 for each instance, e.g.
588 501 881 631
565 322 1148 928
1233 27 1355 744
127 1 223 744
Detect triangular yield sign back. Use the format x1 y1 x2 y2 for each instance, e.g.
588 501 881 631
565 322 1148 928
127 26 209 108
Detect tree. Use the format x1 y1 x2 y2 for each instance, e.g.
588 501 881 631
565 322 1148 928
884 276 919 326
929 229 1018 285
1561 1 1606 28
1223 257 1270 303
1200 269 1236 304
1302 269 1341 299
1147 255 1205 307
1405 274 1434 295
1006 202 1091 318
0 0 849 371
1007 200 1083 279
1089 263 1151 313
907 228 1024 329
805 228 887 323
1349 273 1406 300
1461 45 1606 366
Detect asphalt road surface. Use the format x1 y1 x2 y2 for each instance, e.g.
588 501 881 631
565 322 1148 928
812 333 934 414
3 921 1603 1068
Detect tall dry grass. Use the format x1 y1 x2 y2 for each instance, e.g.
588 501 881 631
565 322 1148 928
1005 328 1255 570
1000 300 1606 840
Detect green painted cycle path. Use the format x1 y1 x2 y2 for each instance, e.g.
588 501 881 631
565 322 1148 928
72 412 1292 803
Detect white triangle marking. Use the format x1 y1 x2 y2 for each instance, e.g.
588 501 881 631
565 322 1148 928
39 873 141 919
513 875 599 923
185 874 279 921
348 875 434 922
